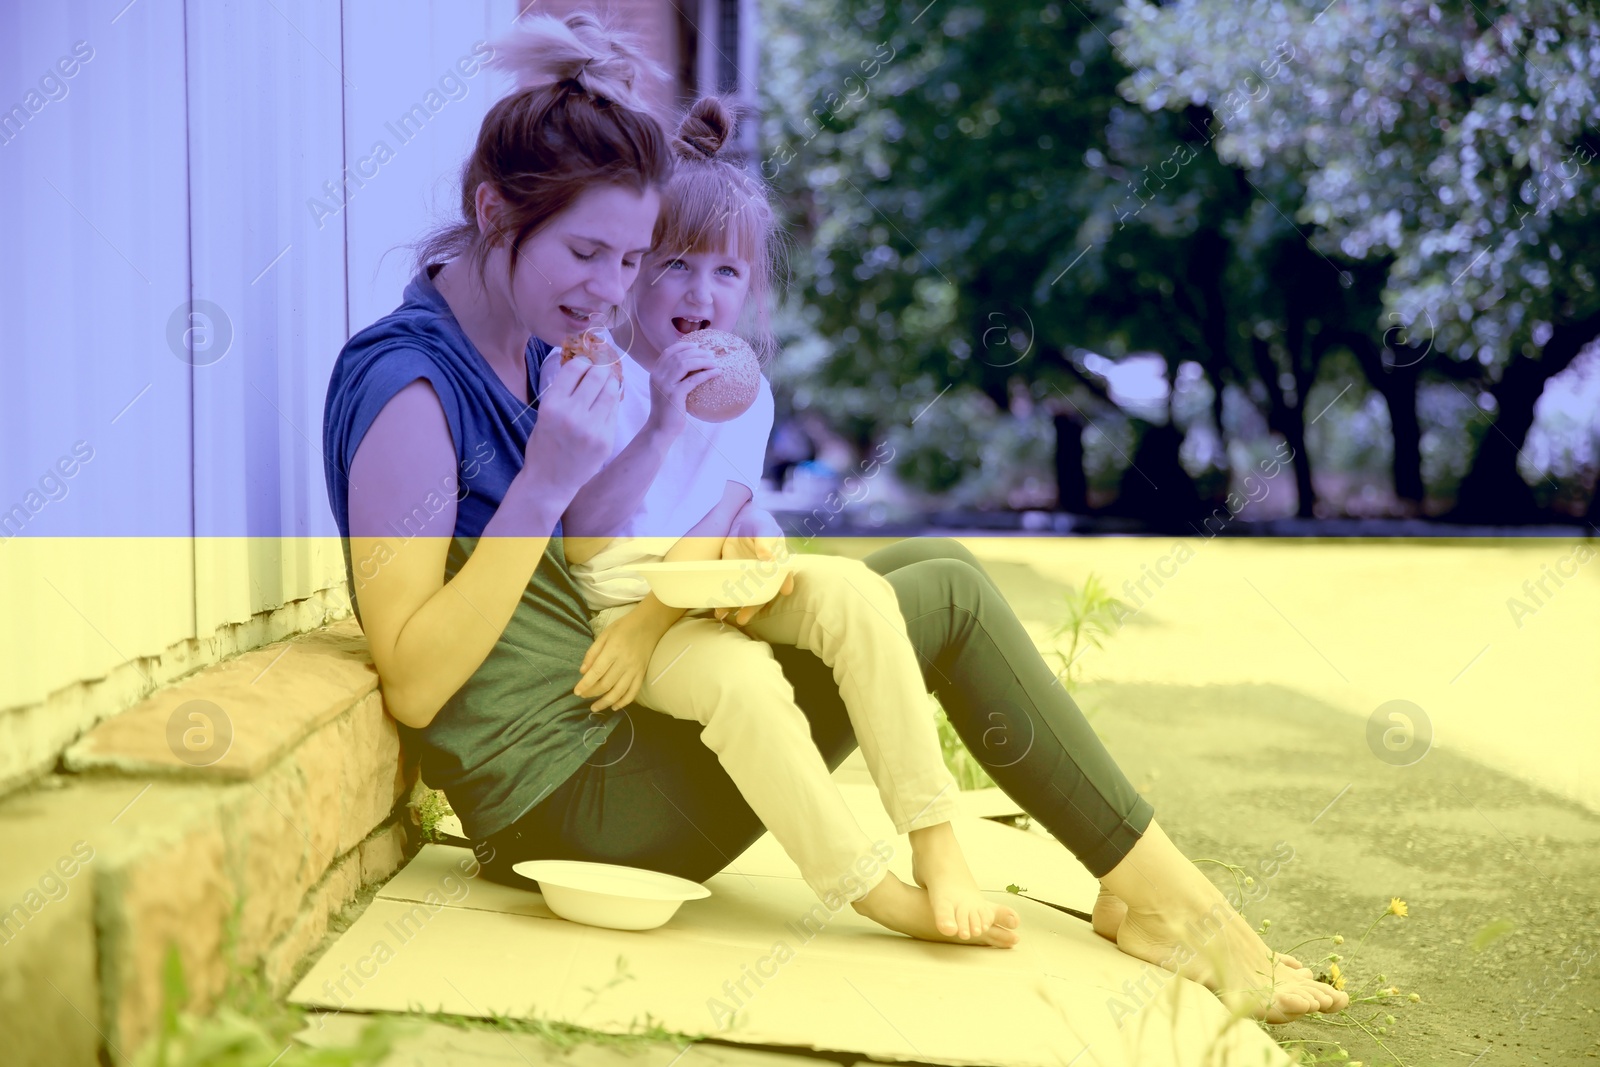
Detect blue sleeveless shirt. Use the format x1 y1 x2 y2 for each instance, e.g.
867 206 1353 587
322 263 621 840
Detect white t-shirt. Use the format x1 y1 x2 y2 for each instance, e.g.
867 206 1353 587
570 347 774 611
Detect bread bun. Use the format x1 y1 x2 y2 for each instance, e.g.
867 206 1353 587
682 329 759 422
559 329 625 388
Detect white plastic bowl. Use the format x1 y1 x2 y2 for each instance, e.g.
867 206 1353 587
512 859 711 931
631 559 794 610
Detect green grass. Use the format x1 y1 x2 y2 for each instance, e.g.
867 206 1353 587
932 570 1124 790
932 697 997 791
413 1004 705 1053
1047 573 1127 693
132 944 406 1067
414 788 453 843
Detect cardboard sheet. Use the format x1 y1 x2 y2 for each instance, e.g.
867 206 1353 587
291 785 1290 1066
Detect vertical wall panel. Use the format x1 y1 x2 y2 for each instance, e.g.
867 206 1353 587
1 0 528 719
341 0 513 340
0 0 194 710
185 0 351 634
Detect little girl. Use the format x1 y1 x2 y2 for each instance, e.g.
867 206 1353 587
564 97 1020 948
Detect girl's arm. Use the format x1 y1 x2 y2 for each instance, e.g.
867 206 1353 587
559 421 677 566
556 341 723 564
728 498 782 538
572 480 751 712
609 480 753 638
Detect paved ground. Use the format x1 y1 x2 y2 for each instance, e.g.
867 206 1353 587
1080 680 1600 1066
934 536 1600 1065
839 535 1600 816
816 536 1600 1063
284 535 1598 1067
297 1011 872 1067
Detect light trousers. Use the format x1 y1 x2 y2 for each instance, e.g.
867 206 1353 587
589 553 963 904
474 539 1153 909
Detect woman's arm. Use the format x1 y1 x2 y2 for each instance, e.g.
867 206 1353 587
349 362 617 730
558 421 678 565
554 341 723 563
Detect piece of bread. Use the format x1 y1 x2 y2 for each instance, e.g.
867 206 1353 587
682 329 760 423
559 329 625 386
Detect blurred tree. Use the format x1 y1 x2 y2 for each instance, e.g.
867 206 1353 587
760 0 1409 519
1116 0 1600 521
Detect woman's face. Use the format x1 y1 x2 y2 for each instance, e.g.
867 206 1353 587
488 183 661 346
630 245 752 358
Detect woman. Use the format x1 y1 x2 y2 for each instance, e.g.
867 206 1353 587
320 11 1345 1023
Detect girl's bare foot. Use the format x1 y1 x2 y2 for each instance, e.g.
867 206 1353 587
1099 822 1346 1023
851 870 1022 948
907 821 998 940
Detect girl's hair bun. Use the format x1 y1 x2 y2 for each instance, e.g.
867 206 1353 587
673 95 737 161
489 11 664 112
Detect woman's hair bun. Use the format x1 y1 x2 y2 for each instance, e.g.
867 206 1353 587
488 11 664 112
673 95 737 161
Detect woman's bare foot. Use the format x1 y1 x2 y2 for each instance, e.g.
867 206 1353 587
1091 886 1309 972
906 821 997 940
852 870 1022 948
1099 822 1346 1023
1092 885 1126 941
1115 900 1337 1023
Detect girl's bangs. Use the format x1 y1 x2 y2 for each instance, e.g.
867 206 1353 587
655 176 767 266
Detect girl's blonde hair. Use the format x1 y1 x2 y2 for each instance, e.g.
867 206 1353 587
653 96 786 363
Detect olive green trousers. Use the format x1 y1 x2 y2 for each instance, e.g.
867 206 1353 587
478 538 1153 890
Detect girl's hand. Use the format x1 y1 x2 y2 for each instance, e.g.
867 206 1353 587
644 340 723 436
524 354 620 501
575 611 662 713
714 508 795 626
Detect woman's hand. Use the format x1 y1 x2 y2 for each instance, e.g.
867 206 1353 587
522 355 621 502
714 506 796 626
575 610 663 713
643 340 722 436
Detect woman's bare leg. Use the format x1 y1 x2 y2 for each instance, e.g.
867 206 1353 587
861 538 1342 1021
1098 821 1346 1022
1091 887 1308 970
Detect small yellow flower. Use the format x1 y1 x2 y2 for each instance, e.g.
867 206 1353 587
1389 897 1409 917
1327 961 1346 991
1332 934 1345 945
1383 986 1401 996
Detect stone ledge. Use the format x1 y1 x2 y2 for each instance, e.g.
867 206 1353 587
263 821 410 996
0 778 415 1064
1 586 354 800
1 617 415 1065
63 617 378 781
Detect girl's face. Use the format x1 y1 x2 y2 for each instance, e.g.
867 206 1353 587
631 246 752 359
488 183 661 346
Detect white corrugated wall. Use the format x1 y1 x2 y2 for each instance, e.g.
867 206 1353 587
0 0 515 785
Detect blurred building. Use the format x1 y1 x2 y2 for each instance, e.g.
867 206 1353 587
534 0 760 160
